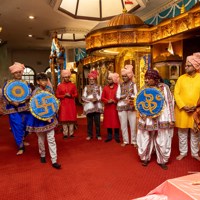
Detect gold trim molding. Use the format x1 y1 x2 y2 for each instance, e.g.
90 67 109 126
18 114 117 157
85 4 200 52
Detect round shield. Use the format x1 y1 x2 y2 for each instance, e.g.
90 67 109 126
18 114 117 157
3 80 30 103
135 87 164 118
29 91 60 121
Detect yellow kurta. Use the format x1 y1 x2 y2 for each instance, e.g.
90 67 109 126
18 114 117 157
174 73 200 128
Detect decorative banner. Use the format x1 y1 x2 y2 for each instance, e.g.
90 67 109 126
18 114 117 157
29 91 60 121
135 87 164 118
75 48 87 62
3 80 30 103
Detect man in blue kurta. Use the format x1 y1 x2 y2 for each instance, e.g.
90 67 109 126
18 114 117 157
3 62 30 155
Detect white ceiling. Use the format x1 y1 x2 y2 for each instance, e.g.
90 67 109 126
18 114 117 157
0 0 176 50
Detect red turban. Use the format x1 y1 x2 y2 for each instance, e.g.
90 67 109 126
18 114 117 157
145 69 161 80
88 70 98 79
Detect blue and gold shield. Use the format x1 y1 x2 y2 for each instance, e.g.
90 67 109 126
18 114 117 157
135 87 164 118
4 80 30 103
29 91 60 121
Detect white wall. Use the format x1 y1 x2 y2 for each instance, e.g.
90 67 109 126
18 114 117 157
0 46 75 86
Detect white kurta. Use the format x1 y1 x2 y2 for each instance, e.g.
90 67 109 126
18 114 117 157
116 81 137 145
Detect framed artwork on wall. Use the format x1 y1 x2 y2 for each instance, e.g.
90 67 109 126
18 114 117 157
169 63 180 79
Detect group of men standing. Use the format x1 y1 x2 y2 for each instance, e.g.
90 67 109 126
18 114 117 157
1 52 200 171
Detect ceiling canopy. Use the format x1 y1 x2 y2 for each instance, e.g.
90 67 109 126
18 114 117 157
58 0 148 21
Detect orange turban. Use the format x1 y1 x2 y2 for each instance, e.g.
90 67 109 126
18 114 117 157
186 53 200 70
121 65 134 79
88 70 98 79
108 72 120 84
61 69 71 77
9 62 25 74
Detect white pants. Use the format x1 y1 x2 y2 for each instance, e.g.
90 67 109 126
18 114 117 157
36 129 57 164
118 111 137 144
178 128 199 157
137 129 173 164
63 124 74 136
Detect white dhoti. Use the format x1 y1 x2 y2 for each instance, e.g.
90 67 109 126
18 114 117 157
137 129 173 164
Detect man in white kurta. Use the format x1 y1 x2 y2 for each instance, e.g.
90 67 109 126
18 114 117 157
116 65 137 147
174 53 200 161
137 69 174 170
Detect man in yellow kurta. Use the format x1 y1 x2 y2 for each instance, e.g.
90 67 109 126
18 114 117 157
174 53 200 161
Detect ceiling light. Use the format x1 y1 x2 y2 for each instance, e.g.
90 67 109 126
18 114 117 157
28 34 33 37
29 16 35 19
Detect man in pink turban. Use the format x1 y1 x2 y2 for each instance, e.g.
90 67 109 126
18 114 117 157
174 52 200 161
56 69 78 139
116 65 138 147
186 52 200 71
82 70 103 140
9 62 25 75
101 72 120 143
2 62 30 155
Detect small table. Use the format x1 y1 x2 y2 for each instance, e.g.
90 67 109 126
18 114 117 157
134 173 200 200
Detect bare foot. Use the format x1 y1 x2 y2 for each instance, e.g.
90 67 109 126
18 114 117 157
23 141 30 146
121 143 128 147
16 149 24 155
193 156 200 161
176 154 186 160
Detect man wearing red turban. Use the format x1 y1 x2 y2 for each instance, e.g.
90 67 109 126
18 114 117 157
82 70 103 140
174 52 200 161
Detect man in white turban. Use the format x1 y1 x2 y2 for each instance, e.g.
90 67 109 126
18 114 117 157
174 52 200 161
116 65 138 147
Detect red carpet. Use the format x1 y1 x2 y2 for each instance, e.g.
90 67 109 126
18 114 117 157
0 114 200 200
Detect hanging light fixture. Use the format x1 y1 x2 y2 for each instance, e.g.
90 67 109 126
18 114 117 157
168 41 174 55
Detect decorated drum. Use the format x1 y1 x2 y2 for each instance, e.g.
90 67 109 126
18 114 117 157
3 80 30 103
29 91 60 121
135 87 164 118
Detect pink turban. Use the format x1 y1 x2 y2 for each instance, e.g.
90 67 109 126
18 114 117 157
108 72 119 84
61 69 71 77
121 65 134 79
88 70 98 79
9 62 25 74
186 52 200 70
